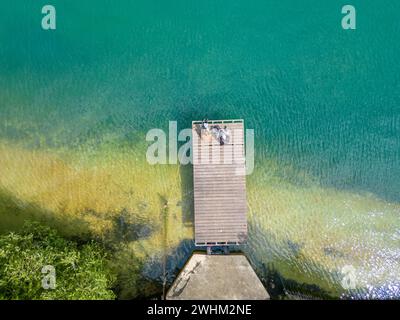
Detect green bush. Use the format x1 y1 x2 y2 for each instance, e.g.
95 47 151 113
0 222 116 300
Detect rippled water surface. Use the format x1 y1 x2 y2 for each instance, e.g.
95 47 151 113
1 0 399 299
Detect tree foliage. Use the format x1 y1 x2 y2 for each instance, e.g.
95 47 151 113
0 222 116 300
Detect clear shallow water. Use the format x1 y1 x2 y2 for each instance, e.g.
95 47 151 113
0 0 399 299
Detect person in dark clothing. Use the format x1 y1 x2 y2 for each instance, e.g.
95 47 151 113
201 118 209 130
219 126 227 145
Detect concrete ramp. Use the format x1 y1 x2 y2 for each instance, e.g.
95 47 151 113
166 254 269 300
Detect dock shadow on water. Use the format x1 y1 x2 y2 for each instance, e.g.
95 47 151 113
243 218 343 299
179 164 194 227
258 263 333 300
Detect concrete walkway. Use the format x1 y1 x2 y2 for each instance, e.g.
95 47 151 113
166 253 270 300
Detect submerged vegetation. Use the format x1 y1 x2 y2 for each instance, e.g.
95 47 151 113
0 140 399 299
0 141 193 299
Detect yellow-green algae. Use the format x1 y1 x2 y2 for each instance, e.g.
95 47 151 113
1 140 399 298
0 140 193 298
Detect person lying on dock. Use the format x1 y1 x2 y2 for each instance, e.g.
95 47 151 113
219 127 227 145
209 125 230 145
201 118 209 130
210 125 221 139
223 126 231 143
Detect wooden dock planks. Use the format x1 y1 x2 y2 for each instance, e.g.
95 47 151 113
192 120 247 246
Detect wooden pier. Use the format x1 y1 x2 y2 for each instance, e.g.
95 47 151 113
192 119 247 246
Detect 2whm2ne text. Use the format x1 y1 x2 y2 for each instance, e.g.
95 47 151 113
147 304 253 317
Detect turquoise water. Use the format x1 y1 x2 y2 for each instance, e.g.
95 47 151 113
1 0 399 299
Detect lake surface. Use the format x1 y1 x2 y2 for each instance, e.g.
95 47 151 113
1 0 399 299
